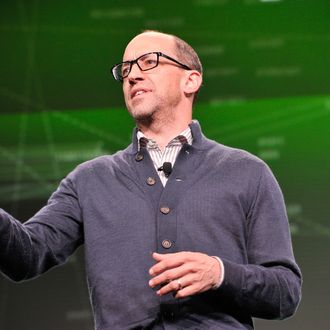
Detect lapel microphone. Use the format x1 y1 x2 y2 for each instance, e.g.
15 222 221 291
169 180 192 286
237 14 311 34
157 162 172 178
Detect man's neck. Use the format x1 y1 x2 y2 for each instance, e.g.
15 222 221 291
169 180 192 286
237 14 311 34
137 118 191 151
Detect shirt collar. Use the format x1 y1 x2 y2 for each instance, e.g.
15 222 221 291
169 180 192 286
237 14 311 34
137 126 193 151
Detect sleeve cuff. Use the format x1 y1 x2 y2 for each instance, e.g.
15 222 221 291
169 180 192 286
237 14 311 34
211 256 225 289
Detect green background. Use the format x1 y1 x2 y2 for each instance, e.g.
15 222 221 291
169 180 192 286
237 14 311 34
0 1 329 329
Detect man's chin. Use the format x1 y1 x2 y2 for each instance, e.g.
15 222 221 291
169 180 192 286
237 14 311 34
129 108 155 123
132 112 154 126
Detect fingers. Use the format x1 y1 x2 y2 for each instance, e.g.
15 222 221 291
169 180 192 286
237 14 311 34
149 252 185 276
155 277 187 296
149 263 189 288
174 282 200 299
155 274 193 297
153 272 214 298
148 251 221 299
149 252 195 288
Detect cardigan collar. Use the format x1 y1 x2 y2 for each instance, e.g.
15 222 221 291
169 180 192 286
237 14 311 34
128 119 207 155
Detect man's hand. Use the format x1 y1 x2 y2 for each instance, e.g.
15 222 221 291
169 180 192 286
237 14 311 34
148 251 221 299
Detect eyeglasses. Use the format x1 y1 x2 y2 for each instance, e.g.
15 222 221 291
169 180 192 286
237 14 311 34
111 51 191 81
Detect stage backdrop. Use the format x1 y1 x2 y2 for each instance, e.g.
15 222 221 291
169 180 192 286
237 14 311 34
0 1 329 329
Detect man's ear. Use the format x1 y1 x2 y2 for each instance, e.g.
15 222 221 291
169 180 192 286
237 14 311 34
182 71 202 95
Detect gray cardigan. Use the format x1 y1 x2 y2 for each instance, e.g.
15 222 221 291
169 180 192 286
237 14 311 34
0 121 302 329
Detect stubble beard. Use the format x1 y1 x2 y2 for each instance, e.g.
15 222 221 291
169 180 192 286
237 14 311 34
127 91 181 127
128 103 158 127
127 95 165 127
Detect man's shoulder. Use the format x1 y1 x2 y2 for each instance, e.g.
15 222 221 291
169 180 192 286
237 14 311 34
70 146 133 177
202 138 276 188
204 137 265 169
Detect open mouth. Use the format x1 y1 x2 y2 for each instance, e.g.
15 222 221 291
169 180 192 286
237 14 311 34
131 89 150 99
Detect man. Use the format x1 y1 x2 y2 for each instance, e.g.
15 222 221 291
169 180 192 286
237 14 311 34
0 31 301 329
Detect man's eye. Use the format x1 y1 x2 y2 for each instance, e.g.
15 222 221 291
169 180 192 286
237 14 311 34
121 66 130 76
140 57 157 67
146 59 156 65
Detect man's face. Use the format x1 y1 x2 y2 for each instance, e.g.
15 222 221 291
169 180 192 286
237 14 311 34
122 33 186 122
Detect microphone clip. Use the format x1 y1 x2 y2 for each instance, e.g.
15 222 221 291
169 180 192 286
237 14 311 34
157 162 172 178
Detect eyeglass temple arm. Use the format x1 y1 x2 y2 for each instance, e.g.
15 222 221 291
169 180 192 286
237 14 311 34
158 52 191 70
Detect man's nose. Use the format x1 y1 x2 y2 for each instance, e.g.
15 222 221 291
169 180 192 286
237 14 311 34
127 62 144 82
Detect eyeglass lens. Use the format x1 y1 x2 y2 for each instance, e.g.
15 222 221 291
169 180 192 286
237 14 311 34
119 53 159 79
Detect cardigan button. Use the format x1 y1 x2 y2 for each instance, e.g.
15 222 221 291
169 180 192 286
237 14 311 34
160 206 170 214
135 153 144 161
162 239 172 249
146 177 156 186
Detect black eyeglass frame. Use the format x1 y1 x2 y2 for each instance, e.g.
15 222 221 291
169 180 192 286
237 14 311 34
111 51 192 81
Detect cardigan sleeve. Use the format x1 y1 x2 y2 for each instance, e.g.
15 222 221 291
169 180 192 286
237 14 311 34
0 171 84 282
217 162 302 320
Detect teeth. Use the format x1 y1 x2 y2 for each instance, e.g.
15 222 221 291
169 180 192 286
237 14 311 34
134 90 145 97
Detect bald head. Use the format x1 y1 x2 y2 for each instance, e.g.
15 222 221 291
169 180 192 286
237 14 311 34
125 30 203 75
123 31 177 62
